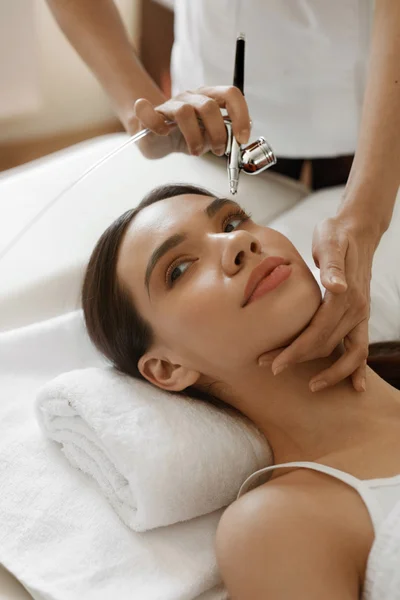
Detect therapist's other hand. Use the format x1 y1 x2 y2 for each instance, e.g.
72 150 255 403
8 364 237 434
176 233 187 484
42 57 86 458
133 86 251 156
258 215 382 393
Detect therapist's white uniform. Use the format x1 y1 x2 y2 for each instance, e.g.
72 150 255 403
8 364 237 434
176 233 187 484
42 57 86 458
171 0 374 158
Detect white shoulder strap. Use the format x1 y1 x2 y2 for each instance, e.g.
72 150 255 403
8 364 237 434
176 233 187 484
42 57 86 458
237 460 386 536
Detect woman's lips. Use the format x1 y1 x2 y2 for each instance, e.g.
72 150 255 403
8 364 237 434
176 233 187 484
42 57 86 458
245 264 292 306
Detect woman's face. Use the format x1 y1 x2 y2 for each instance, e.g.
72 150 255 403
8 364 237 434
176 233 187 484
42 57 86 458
117 193 322 377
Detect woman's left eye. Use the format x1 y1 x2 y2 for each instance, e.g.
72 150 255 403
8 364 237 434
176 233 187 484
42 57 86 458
166 261 191 287
222 209 252 233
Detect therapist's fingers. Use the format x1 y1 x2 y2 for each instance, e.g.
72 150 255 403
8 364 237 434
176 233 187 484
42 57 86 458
164 100 205 154
197 85 251 145
155 91 232 155
136 95 212 155
134 86 251 155
189 94 228 155
353 359 368 391
167 86 251 148
265 292 346 367
308 319 369 393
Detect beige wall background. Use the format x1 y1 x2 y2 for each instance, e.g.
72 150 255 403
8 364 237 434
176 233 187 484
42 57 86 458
0 0 141 143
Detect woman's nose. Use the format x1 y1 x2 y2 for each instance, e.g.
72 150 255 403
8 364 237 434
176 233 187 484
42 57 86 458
221 230 261 276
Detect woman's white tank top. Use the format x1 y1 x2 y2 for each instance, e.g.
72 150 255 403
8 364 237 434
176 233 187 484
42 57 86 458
237 460 400 536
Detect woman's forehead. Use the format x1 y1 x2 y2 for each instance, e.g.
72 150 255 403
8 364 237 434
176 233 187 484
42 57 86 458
117 194 211 285
137 194 211 229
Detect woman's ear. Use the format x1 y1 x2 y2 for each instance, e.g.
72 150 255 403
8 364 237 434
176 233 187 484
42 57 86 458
138 353 200 392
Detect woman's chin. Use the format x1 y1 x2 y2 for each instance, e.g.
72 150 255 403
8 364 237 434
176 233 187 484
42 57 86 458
246 285 321 354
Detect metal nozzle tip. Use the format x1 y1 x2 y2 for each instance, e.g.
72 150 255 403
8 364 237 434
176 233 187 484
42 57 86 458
230 186 237 195
237 33 245 41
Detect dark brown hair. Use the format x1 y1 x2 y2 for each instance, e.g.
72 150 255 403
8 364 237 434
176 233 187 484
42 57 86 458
81 183 400 401
81 183 228 408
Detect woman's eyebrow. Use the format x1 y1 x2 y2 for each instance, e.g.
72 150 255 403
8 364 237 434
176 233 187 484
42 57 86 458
144 197 239 295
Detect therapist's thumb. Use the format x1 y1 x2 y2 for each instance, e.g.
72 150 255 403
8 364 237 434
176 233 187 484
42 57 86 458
312 218 348 292
134 98 171 135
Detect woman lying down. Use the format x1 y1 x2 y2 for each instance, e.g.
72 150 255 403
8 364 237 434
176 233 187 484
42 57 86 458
82 183 400 599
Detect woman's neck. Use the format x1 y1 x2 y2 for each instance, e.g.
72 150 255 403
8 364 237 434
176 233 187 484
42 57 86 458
219 343 400 468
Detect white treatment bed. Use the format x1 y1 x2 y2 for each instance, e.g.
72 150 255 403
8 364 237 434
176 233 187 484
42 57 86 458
0 133 399 599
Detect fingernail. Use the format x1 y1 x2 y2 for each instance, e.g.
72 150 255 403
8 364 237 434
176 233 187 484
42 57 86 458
273 364 288 376
360 378 366 392
215 146 226 156
258 359 270 367
310 380 327 392
330 276 346 287
237 129 250 144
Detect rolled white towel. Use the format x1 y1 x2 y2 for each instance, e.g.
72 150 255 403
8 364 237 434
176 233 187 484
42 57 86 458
35 366 273 532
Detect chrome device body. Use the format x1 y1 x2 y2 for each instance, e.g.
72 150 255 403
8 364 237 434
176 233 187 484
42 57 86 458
225 117 277 192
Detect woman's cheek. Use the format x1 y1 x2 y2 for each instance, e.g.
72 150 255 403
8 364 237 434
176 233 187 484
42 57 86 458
162 287 208 331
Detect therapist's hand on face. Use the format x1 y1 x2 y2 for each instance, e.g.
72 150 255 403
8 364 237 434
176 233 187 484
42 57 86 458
258 214 383 394
133 86 251 156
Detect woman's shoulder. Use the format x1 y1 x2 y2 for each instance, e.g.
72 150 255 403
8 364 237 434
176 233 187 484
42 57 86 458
235 466 352 525
221 468 353 550
217 470 362 598
273 468 373 554
232 468 368 580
